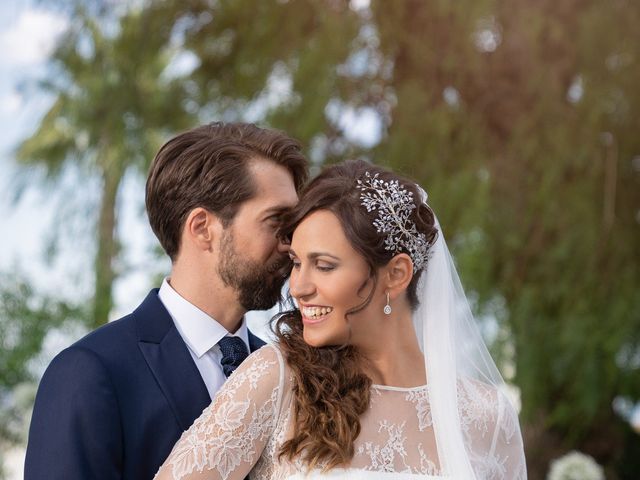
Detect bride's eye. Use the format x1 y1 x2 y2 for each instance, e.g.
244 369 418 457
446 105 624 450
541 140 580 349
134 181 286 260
291 260 301 270
317 262 335 272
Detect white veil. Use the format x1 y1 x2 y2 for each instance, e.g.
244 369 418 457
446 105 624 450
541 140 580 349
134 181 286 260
415 215 528 479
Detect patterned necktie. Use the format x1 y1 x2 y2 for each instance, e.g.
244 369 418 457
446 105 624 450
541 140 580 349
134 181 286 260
218 336 249 378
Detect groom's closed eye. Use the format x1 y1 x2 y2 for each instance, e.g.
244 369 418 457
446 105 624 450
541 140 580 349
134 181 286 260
262 207 288 224
264 214 284 230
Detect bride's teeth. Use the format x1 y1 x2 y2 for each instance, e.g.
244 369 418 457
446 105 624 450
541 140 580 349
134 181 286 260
302 306 333 318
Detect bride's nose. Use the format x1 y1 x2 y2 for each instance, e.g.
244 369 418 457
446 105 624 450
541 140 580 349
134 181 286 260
289 267 315 300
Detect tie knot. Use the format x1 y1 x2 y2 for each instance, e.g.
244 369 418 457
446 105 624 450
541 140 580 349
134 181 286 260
218 336 249 378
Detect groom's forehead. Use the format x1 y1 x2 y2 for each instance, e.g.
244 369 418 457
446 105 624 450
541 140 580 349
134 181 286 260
247 162 298 205
251 196 298 218
237 180 298 219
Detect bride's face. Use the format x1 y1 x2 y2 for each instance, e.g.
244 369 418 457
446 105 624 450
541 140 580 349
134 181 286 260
289 209 379 347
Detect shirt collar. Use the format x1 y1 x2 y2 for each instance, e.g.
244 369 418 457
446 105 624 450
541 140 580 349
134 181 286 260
158 278 249 358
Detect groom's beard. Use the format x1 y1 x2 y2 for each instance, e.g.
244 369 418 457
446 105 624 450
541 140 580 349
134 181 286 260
218 230 291 311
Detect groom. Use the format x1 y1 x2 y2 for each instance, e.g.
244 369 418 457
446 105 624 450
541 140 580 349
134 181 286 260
24 122 308 479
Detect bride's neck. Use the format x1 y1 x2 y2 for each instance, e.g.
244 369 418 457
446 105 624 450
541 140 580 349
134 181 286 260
359 308 426 388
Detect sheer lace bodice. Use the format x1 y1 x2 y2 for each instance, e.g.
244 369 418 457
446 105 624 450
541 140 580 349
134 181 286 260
154 345 526 480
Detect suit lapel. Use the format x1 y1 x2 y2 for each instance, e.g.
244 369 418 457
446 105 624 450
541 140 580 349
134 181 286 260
134 290 210 431
248 329 266 353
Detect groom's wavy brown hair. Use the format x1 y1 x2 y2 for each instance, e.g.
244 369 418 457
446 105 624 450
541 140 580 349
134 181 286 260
146 122 308 261
274 159 437 470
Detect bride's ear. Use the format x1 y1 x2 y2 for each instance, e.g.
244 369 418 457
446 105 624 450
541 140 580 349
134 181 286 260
184 207 222 252
385 253 414 300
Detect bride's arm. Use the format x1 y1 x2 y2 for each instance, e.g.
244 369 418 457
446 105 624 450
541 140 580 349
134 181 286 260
490 392 527 479
459 378 527 479
154 344 285 480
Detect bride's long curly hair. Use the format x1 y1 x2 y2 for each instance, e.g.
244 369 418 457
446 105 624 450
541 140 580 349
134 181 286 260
274 159 438 470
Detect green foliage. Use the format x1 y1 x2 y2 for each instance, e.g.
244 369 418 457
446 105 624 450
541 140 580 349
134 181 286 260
0 271 85 457
165 0 361 150
0 275 87 383
341 0 640 475
162 3 640 465
18 2 197 327
10 1 640 477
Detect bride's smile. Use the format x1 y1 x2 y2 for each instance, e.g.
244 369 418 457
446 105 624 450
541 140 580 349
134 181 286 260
299 304 334 323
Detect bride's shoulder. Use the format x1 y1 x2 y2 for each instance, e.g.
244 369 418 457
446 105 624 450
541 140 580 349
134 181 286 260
457 376 519 416
248 342 280 359
213 343 289 403
247 342 286 365
457 375 500 401
239 343 283 371
456 376 520 434
235 343 290 383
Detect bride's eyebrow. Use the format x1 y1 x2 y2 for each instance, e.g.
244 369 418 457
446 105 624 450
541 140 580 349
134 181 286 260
289 248 340 261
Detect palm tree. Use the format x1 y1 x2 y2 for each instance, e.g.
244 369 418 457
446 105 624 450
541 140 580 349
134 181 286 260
18 4 195 327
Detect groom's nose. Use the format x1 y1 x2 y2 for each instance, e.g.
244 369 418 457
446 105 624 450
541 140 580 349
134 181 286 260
276 236 290 255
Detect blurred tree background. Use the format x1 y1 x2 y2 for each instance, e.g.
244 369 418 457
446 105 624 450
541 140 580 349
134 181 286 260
2 0 639 478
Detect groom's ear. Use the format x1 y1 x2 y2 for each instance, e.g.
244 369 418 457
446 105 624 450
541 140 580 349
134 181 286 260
184 207 222 252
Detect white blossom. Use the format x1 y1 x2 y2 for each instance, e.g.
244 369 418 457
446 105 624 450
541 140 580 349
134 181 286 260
547 451 605 480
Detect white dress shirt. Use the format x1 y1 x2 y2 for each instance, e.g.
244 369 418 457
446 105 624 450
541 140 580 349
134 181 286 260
158 278 250 399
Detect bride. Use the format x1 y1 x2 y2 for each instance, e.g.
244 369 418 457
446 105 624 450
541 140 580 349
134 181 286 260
154 160 527 480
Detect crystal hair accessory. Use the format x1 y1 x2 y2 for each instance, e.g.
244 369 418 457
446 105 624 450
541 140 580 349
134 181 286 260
357 171 431 270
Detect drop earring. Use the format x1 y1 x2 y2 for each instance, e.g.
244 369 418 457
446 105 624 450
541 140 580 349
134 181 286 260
384 292 392 315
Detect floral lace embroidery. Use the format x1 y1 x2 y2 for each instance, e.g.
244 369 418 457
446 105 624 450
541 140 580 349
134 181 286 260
163 351 278 480
357 421 409 472
418 443 441 475
369 386 383 407
456 378 527 480
458 377 496 437
474 450 508 479
156 347 526 480
498 393 517 443
405 389 432 431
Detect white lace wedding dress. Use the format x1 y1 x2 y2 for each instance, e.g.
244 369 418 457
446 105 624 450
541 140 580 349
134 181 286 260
154 345 526 480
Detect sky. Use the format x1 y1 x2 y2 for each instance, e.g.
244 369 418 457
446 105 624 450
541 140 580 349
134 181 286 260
0 4 178 355
0 4 69 478
0 0 382 328
0 3 68 277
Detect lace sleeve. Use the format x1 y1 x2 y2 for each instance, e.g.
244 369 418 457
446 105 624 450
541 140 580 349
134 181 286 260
154 344 285 480
490 392 527 479
458 377 527 479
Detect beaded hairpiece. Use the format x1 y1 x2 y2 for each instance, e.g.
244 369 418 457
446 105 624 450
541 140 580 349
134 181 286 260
356 171 432 270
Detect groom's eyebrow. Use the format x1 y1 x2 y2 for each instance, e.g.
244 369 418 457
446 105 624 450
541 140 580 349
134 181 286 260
261 205 289 217
265 205 291 213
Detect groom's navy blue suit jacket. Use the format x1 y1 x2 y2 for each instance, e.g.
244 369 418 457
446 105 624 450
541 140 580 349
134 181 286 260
24 289 265 480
